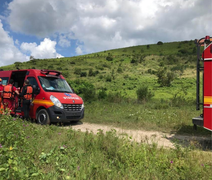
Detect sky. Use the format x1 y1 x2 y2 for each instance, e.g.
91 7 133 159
0 0 211 67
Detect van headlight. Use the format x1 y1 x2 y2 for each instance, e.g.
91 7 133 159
50 95 63 109
81 102 84 110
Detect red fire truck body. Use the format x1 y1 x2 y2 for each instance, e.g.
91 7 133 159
0 69 84 124
193 36 212 131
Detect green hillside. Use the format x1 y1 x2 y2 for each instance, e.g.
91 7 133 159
1 40 198 99
0 40 207 134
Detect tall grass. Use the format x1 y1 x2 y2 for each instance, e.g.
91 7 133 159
0 114 211 179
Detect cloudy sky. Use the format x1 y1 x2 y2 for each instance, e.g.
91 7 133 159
0 0 211 66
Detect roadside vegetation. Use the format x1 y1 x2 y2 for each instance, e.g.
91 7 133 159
0 115 212 179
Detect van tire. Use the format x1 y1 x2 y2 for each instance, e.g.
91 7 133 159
37 109 50 125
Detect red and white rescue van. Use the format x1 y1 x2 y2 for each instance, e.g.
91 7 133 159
192 36 212 131
0 69 84 124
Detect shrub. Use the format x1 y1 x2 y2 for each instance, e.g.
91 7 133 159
166 55 179 64
156 68 175 87
95 65 104 70
80 71 87 77
106 53 113 61
130 59 137 63
106 92 124 103
147 69 152 74
157 41 163 45
98 88 107 100
70 61 75 64
74 68 82 75
14 62 22 66
88 69 99 77
57 67 63 71
178 49 189 55
105 75 112 82
159 62 164 67
98 75 104 79
67 79 96 102
136 86 154 102
48 65 54 69
117 67 123 73
62 71 69 78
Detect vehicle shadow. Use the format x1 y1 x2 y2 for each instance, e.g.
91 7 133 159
51 121 83 127
168 125 212 151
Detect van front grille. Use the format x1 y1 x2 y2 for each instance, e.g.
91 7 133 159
63 104 82 111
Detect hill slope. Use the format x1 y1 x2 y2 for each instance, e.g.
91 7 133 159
0 40 198 101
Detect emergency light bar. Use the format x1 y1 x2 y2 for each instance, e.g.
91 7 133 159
195 36 212 46
41 69 61 76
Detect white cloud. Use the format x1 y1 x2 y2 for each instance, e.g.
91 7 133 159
20 38 63 59
76 46 83 55
0 20 28 67
58 34 71 47
6 0 212 54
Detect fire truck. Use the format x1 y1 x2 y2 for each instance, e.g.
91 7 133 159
192 36 212 131
0 69 84 124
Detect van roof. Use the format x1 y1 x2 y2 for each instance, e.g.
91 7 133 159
0 69 64 78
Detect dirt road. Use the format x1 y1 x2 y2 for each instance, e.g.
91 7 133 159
65 122 212 149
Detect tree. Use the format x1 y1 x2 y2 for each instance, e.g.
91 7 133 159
30 56 34 60
157 41 163 45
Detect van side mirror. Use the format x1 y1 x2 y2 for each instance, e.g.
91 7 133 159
33 85 40 95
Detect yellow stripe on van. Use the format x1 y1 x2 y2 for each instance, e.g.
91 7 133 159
204 96 212 104
32 99 54 106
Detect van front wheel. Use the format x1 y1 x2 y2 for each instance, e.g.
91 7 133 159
37 109 50 125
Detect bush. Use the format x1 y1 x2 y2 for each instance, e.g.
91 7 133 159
62 71 69 78
136 86 154 102
105 75 112 82
57 67 63 71
74 68 82 75
80 71 87 77
157 41 163 45
67 79 96 102
98 88 107 100
106 92 124 103
48 65 54 69
106 53 113 61
117 67 123 73
178 49 189 55
156 68 175 87
130 59 137 64
89 69 99 77
70 61 76 64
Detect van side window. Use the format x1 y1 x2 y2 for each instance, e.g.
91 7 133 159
0 77 9 85
27 77 38 87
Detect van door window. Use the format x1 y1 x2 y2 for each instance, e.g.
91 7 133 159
0 77 9 85
27 77 39 87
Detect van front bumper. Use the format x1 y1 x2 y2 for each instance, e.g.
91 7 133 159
47 105 84 122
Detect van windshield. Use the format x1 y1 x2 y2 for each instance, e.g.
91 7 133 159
38 76 73 93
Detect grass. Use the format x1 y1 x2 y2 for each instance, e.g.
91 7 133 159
84 100 211 136
0 114 212 179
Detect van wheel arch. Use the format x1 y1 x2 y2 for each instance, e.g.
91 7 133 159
36 107 50 125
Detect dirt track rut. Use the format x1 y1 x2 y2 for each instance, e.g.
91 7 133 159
65 122 212 149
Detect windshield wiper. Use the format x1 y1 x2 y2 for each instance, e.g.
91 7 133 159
60 90 73 93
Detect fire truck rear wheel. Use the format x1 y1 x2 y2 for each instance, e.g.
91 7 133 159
37 109 50 125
